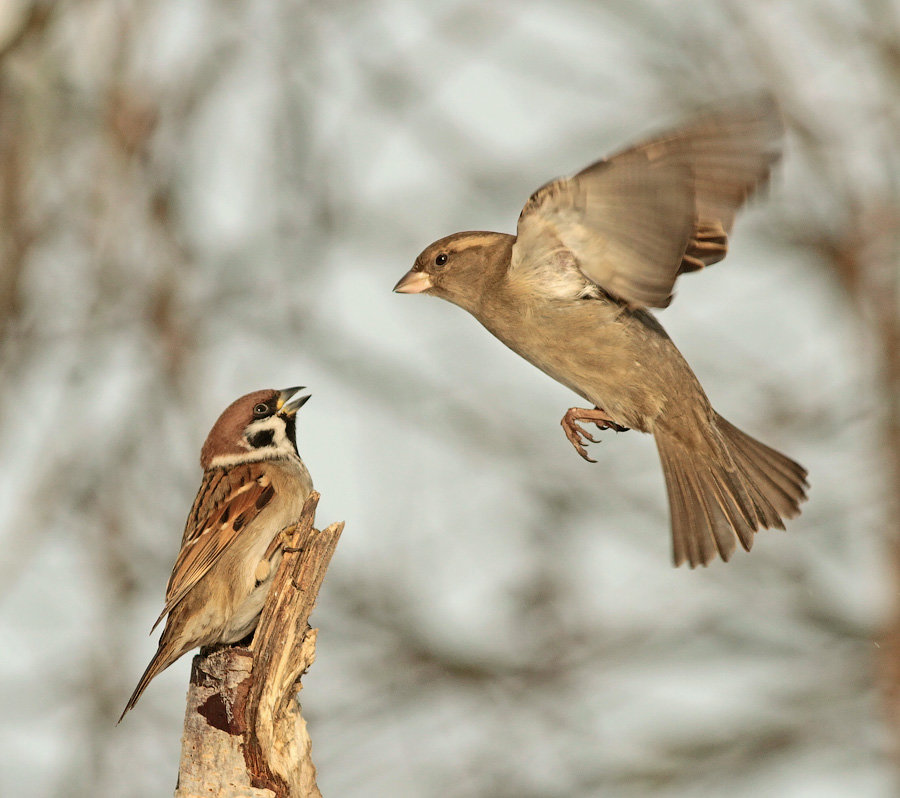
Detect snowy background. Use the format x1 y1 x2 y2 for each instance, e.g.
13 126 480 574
0 1 897 796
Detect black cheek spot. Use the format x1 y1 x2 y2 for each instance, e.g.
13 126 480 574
247 429 275 449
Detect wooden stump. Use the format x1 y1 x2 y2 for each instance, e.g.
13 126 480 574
174 492 343 798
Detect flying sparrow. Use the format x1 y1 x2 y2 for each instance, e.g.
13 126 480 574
119 387 313 721
394 95 808 567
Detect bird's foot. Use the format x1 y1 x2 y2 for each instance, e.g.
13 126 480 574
560 407 629 462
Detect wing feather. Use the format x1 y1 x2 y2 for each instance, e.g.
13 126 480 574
511 95 783 308
150 464 273 631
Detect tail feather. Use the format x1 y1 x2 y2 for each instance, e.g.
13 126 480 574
704 467 756 552
671 460 720 564
661 454 696 566
715 414 808 520
118 644 177 724
657 412 808 567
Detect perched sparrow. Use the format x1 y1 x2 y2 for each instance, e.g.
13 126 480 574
119 387 313 721
395 96 808 567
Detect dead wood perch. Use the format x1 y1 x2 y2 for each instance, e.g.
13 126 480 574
174 491 343 798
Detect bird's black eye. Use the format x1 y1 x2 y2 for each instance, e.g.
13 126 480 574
435 253 448 267
253 403 270 418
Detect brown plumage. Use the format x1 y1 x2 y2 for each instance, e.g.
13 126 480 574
394 95 808 567
119 387 313 721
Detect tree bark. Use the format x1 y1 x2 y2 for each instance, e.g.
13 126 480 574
174 491 343 798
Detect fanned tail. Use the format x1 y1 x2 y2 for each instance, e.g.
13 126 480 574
656 412 808 567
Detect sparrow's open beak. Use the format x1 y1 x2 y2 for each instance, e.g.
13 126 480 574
277 386 311 417
393 269 433 294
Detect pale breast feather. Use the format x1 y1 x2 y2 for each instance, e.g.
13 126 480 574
510 210 598 301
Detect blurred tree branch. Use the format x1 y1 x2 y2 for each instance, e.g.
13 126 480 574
0 1 894 795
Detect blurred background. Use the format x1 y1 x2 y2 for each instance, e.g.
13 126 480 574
0 1 898 796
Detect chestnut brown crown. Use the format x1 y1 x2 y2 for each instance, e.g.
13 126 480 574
200 387 310 469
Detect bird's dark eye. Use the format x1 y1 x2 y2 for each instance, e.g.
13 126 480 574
435 253 448 267
253 403 270 417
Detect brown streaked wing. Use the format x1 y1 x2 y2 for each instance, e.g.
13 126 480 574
511 94 783 309
513 159 696 307
150 464 274 631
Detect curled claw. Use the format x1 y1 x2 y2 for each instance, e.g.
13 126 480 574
595 419 630 433
560 407 629 462
564 424 597 462
578 427 599 444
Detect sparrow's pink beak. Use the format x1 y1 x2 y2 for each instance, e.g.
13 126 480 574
393 269 433 294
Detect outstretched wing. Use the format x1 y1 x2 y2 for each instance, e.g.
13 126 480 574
151 463 276 631
511 95 783 308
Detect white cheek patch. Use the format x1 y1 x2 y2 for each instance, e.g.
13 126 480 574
244 416 293 455
209 416 297 469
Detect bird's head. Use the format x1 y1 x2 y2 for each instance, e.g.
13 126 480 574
393 231 515 314
200 387 310 469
